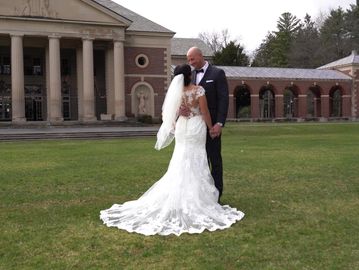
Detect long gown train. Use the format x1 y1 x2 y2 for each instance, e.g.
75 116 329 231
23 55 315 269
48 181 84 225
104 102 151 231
100 115 244 236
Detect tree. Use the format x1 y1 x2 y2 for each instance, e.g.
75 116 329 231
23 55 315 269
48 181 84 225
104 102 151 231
288 14 321 68
252 12 301 67
271 12 301 67
198 29 231 53
251 32 276 67
319 7 348 63
344 4 359 50
212 41 249 66
199 29 250 66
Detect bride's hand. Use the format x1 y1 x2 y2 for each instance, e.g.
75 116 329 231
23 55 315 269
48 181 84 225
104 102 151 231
179 105 190 117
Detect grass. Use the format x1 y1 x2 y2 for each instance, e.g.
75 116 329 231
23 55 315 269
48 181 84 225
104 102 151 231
0 122 358 269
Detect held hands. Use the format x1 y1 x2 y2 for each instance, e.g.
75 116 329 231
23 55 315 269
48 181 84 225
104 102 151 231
209 123 222 139
180 103 221 139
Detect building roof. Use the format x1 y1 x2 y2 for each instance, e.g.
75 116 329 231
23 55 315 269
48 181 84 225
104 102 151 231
318 50 359 69
221 66 351 81
171 65 351 81
172 66 348 81
171 38 214 57
93 0 174 34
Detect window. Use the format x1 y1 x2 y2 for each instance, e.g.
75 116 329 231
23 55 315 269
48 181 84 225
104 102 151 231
1 57 11 75
33 58 42 75
24 56 43 76
61 59 71 76
135 54 149 68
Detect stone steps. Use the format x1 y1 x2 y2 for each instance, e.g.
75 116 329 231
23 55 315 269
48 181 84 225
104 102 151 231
0 128 158 141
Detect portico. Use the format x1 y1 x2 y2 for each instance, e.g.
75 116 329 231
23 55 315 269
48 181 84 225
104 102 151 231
0 0 173 124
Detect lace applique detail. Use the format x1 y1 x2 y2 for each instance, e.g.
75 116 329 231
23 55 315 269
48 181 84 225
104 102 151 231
182 86 205 118
100 115 245 236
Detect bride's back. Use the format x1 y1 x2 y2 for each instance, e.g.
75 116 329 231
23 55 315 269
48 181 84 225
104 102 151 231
182 86 205 118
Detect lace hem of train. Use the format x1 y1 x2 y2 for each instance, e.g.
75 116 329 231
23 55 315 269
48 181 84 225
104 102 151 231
100 204 244 236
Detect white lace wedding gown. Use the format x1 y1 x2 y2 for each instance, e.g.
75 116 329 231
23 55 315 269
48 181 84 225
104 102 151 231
100 87 244 236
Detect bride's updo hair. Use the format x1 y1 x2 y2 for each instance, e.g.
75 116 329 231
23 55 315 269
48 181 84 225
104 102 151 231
174 64 191 86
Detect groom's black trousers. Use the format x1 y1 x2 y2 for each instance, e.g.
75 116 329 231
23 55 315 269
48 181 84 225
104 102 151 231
206 132 223 198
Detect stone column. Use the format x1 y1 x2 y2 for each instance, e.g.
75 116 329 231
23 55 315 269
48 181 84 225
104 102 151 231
48 35 63 122
11 34 26 123
342 95 351 117
103 44 114 120
352 79 358 119
320 94 329 121
355 78 359 119
298 94 307 121
250 94 260 119
45 46 50 120
76 47 84 120
275 94 283 119
82 38 96 121
113 40 126 121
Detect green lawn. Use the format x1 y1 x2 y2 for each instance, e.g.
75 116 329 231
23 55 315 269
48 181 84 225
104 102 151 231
1 123 358 270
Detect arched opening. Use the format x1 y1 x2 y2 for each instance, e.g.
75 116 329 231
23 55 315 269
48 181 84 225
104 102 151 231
307 86 321 118
234 84 251 119
283 86 298 118
259 86 275 119
330 87 342 117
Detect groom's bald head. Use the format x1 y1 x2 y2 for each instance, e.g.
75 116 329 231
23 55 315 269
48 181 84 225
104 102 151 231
187 47 205 70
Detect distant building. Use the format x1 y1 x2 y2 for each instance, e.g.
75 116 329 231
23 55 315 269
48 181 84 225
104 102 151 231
0 0 174 122
0 0 357 123
171 38 213 66
172 38 357 121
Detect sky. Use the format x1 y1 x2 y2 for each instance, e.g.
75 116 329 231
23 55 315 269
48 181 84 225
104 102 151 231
113 0 356 55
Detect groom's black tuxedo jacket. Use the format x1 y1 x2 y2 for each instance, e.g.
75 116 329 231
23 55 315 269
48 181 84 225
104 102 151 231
194 65 229 126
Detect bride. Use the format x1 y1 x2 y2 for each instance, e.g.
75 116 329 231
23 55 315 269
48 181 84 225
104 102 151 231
100 64 244 236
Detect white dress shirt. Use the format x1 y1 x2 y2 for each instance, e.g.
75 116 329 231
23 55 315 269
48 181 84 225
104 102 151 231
195 61 209 85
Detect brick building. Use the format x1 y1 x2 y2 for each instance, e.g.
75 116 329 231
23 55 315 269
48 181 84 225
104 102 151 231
0 0 358 124
173 39 358 121
0 0 174 123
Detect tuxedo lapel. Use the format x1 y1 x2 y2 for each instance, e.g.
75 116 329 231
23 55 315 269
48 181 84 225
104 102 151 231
199 65 212 87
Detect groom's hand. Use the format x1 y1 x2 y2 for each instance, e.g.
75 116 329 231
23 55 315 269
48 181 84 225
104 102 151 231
210 124 222 138
212 124 222 137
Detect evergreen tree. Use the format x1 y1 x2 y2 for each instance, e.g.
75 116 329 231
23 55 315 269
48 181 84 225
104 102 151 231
252 12 301 67
251 32 276 67
288 14 321 68
319 7 348 63
271 12 301 67
344 4 359 51
213 41 249 66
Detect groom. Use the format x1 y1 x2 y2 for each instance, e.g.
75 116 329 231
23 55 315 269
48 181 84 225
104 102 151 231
186 47 229 202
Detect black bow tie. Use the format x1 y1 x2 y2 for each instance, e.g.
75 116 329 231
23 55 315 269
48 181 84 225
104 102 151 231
195 69 204 74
